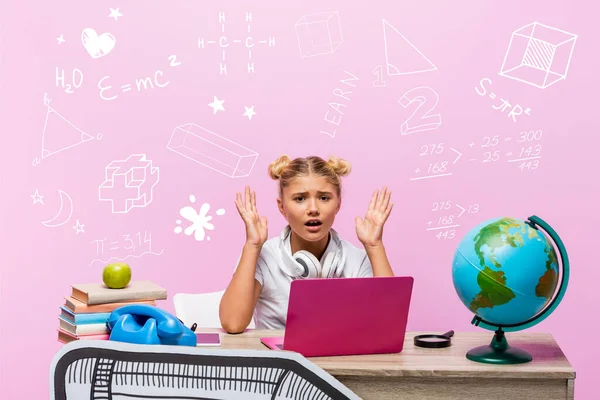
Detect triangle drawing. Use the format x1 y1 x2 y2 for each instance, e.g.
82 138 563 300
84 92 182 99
383 19 437 76
40 106 94 159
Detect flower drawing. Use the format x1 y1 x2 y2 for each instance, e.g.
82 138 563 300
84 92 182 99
174 195 225 241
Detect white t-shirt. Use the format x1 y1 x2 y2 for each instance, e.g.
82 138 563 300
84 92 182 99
252 226 373 329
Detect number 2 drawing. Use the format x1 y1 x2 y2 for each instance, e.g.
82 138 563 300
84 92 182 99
397 86 441 135
168 55 182 67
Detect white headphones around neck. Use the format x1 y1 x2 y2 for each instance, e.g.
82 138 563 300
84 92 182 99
279 226 345 279
293 249 341 279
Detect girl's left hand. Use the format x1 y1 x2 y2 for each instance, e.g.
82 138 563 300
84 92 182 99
355 186 394 248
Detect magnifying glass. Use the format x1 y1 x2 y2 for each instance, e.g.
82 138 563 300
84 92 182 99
414 330 454 348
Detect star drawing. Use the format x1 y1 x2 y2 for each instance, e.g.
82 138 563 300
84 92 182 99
243 105 256 120
73 219 85 235
109 8 123 20
208 96 225 115
31 189 44 205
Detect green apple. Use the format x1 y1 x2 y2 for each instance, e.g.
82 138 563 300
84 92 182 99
103 262 132 289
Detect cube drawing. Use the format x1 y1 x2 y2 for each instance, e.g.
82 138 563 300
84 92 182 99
167 123 258 178
296 11 343 58
99 154 160 213
499 21 578 89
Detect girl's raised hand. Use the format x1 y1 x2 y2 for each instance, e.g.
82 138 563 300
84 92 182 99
234 186 268 247
355 186 394 248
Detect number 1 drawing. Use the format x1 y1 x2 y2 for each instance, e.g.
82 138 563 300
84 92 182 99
398 86 442 135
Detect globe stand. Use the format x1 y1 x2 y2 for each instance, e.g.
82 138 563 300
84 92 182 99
466 327 532 364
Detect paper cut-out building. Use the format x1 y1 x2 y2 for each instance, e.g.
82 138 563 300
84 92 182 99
50 340 360 399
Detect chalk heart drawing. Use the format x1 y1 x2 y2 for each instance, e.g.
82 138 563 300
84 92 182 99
174 195 225 241
81 28 116 59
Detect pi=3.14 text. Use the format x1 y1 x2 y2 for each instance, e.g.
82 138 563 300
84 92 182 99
88 230 164 267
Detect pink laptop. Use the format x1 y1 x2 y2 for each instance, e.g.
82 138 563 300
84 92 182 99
260 276 413 357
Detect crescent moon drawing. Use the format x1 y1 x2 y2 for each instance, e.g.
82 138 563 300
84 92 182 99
41 190 73 227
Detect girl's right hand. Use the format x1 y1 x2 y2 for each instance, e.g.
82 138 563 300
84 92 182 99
234 186 268 248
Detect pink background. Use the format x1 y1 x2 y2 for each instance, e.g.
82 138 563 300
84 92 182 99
1 1 598 398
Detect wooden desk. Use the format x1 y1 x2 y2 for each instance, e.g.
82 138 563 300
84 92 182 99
203 328 575 400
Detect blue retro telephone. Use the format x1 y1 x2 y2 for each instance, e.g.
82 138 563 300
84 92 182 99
107 304 197 347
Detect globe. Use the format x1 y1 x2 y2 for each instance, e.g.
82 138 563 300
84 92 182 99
452 215 570 364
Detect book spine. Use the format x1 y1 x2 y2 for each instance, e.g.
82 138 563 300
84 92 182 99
76 323 109 335
87 291 167 305
57 329 109 343
61 306 111 324
73 312 111 324
59 316 109 335
68 299 157 313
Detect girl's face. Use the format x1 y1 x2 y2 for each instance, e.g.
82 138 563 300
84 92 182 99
277 174 341 243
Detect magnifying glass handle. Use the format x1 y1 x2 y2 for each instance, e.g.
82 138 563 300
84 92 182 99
442 330 455 338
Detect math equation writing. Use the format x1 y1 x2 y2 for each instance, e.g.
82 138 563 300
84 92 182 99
411 129 544 180
88 230 164 267
475 78 531 123
55 55 179 99
98 70 169 101
471 130 543 171
427 200 481 240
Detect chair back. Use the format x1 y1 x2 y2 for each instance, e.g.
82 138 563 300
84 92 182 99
173 290 255 329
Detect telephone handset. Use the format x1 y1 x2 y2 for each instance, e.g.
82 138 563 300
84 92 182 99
107 304 197 347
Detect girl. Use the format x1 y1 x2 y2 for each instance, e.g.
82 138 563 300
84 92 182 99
219 155 395 333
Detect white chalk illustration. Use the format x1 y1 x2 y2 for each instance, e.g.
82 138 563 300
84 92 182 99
88 230 164 267
243 105 256 120
318 70 359 139
398 86 442 135
98 154 160 214
57 35 65 44
208 95 225 114
97 70 170 101
296 11 343 58
168 55 182 67
451 148 462 164
108 8 123 21
73 219 85 235
383 19 437 76
82 28 116 59
372 65 386 87
33 94 102 167
167 123 259 178
174 195 226 241
31 189 44 205
499 21 577 89
41 189 73 228
197 12 275 75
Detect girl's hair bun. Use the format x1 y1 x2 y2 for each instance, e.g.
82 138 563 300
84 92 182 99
326 156 352 177
268 154 292 180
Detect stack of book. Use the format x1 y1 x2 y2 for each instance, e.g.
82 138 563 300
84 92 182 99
57 280 168 344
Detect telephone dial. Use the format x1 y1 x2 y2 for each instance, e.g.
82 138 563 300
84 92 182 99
107 304 197 347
